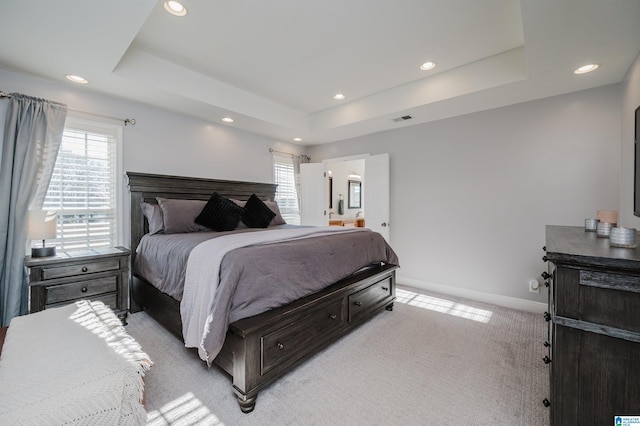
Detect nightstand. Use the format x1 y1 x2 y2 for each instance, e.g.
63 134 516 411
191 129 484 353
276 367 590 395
26 247 130 324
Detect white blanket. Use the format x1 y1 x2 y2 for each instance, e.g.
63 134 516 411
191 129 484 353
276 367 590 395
0 301 152 426
181 225 363 362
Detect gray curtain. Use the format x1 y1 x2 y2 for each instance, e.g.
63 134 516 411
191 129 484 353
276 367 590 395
293 154 310 212
0 93 67 326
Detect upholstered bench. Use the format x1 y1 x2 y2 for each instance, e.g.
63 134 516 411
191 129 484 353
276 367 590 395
0 301 152 425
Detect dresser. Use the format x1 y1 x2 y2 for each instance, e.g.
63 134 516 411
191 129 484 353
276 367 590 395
543 225 640 425
26 247 130 324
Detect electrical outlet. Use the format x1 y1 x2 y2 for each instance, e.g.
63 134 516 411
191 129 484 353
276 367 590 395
529 279 540 294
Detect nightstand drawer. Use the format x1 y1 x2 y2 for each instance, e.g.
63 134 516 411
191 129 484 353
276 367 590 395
42 259 120 280
45 276 118 305
46 293 117 310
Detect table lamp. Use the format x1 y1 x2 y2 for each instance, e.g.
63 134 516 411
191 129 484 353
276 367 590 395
28 210 57 257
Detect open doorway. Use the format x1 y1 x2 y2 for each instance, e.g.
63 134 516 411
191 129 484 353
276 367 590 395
300 153 389 242
326 158 365 227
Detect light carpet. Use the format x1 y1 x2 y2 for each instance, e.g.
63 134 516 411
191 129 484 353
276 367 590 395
125 285 549 425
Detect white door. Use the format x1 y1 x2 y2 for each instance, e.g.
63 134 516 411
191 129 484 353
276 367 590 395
364 153 390 242
299 163 328 226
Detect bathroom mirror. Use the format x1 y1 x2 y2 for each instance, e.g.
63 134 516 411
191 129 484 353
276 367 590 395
348 180 361 208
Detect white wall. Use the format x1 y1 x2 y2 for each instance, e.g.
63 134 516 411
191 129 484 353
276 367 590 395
2 67 625 309
620 52 640 229
308 85 621 308
0 68 306 245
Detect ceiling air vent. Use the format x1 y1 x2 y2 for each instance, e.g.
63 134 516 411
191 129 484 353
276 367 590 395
392 115 413 123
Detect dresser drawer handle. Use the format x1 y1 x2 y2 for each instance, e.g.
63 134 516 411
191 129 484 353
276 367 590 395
354 301 362 307
543 356 552 364
81 287 88 293
381 286 388 291
277 342 284 350
329 314 337 320
543 398 551 408
81 266 88 272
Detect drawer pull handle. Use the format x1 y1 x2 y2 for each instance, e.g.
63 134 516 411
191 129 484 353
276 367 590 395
81 287 88 293
543 398 551 408
277 342 284 350
381 286 388 291
543 356 552 364
543 312 550 322
81 266 88 272
354 301 362 307
329 314 337 320
543 341 550 347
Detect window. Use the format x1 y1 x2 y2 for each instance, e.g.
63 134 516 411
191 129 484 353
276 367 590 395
41 117 123 250
273 154 300 225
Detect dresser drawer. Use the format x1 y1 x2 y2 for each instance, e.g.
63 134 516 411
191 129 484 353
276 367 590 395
348 276 393 322
555 266 640 333
41 259 120 280
45 276 118 305
261 299 344 374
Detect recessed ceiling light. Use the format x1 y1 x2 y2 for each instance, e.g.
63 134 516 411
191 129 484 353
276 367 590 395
164 1 187 16
66 75 88 84
574 64 599 75
333 93 345 100
293 137 302 142
222 117 234 123
420 61 436 71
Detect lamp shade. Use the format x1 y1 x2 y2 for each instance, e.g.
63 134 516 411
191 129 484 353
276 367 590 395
28 210 57 240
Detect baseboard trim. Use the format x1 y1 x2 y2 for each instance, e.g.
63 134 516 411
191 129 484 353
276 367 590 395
396 275 547 314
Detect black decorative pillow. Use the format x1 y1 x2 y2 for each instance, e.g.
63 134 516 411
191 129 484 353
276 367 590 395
195 192 244 231
242 194 276 228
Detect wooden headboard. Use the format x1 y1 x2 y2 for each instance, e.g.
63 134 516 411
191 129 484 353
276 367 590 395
126 172 277 266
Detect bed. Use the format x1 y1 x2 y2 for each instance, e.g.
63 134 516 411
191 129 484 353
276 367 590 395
126 172 398 413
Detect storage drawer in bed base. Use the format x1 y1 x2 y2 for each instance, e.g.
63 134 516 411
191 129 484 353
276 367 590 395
217 263 397 413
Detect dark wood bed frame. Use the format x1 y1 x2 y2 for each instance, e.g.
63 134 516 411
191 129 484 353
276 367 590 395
126 172 398 413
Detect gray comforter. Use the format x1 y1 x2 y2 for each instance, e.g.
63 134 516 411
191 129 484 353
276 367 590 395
135 225 399 362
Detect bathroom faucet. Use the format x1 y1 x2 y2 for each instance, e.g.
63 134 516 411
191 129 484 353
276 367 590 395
329 212 335 218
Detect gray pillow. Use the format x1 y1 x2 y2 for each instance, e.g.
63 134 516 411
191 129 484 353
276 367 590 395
264 200 286 225
140 202 164 235
156 198 211 234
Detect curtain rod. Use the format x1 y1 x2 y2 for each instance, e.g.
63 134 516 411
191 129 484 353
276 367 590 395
269 148 296 156
1 90 136 126
67 108 136 126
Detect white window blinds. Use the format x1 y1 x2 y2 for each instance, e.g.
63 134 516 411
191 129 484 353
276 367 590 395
273 154 301 225
42 120 121 250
